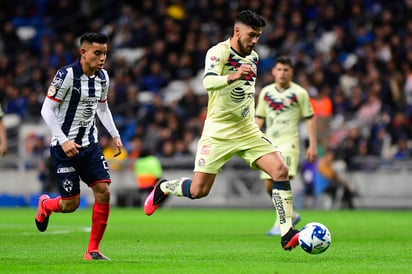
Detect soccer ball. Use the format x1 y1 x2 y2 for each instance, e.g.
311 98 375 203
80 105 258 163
298 222 331 254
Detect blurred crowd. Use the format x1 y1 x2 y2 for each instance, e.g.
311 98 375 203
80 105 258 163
1 0 412 171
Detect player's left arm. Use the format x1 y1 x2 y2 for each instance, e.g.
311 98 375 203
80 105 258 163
96 101 123 155
0 118 6 156
298 86 317 163
305 116 317 163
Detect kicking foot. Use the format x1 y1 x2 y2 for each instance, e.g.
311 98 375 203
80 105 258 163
84 250 111 260
281 227 300 251
35 194 50 232
144 179 168 216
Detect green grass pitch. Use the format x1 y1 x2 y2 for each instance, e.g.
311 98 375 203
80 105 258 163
1 207 411 273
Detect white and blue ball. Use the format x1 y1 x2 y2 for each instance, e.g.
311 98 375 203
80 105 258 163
298 222 331 254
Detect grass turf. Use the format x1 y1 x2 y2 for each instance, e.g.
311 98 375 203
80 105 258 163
0 207 411 273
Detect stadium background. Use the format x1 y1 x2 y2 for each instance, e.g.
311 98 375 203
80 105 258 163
0 0 411 209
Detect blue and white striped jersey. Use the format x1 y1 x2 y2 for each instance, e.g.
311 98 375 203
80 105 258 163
46 59 109 147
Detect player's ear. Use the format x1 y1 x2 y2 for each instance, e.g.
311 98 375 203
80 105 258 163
80 48 86 55
233 24 241 37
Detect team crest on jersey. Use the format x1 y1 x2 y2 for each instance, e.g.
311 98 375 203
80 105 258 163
241 106 250 117
47 85 56 97
63 179 73 193
198 158 205 167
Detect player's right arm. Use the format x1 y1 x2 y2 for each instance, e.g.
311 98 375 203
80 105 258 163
41 69 81 157
41 99 81 157
202 44 252 90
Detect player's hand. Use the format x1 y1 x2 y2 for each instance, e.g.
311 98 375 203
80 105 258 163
62 141 81 158
112 136 123 157
305 146 318 163
228 64 252 83
0 144 6 156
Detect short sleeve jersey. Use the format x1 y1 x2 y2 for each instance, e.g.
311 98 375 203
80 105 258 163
46 59 109 147
202 39 261 139
256 81 314 152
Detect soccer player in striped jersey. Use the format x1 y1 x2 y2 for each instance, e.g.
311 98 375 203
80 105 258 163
35 32 122 260
144 10 300 251
255 56 318 236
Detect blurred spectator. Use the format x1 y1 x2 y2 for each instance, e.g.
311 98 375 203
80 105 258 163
392 136 411 161
0 103 7 156
356 91 382 127
336 124 365 171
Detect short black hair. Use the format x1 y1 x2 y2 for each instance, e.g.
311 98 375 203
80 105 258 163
275 56 293 67
80 32 108 45
235 10 266 29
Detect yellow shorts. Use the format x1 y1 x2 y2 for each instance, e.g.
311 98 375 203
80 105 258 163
260 150 299 180
194 133 279 174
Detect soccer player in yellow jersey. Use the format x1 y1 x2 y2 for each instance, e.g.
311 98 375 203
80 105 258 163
255 56 318 235
144 10 300 250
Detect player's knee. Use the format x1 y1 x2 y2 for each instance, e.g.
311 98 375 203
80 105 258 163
92 183 111 203
273 163 289 180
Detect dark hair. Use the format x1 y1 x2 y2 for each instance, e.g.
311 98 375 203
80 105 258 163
235 10 266 29
80 32 108 44
275 56 293 67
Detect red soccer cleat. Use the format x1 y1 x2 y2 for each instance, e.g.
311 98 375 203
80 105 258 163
144 179 168 216
281 227 300 251
35 194 50 232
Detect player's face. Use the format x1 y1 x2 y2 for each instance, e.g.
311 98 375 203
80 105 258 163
235 24 262 56
272 63 293 86
81 42 108 75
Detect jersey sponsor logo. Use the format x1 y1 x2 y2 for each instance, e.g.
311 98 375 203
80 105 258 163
200 145 211 155
47 86 56 97
231 87 245 102
83 106 93 118
57 167 75 173
79 120 91 127
73 86 80 93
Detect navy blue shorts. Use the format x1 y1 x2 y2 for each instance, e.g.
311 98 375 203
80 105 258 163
50 142 111 199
